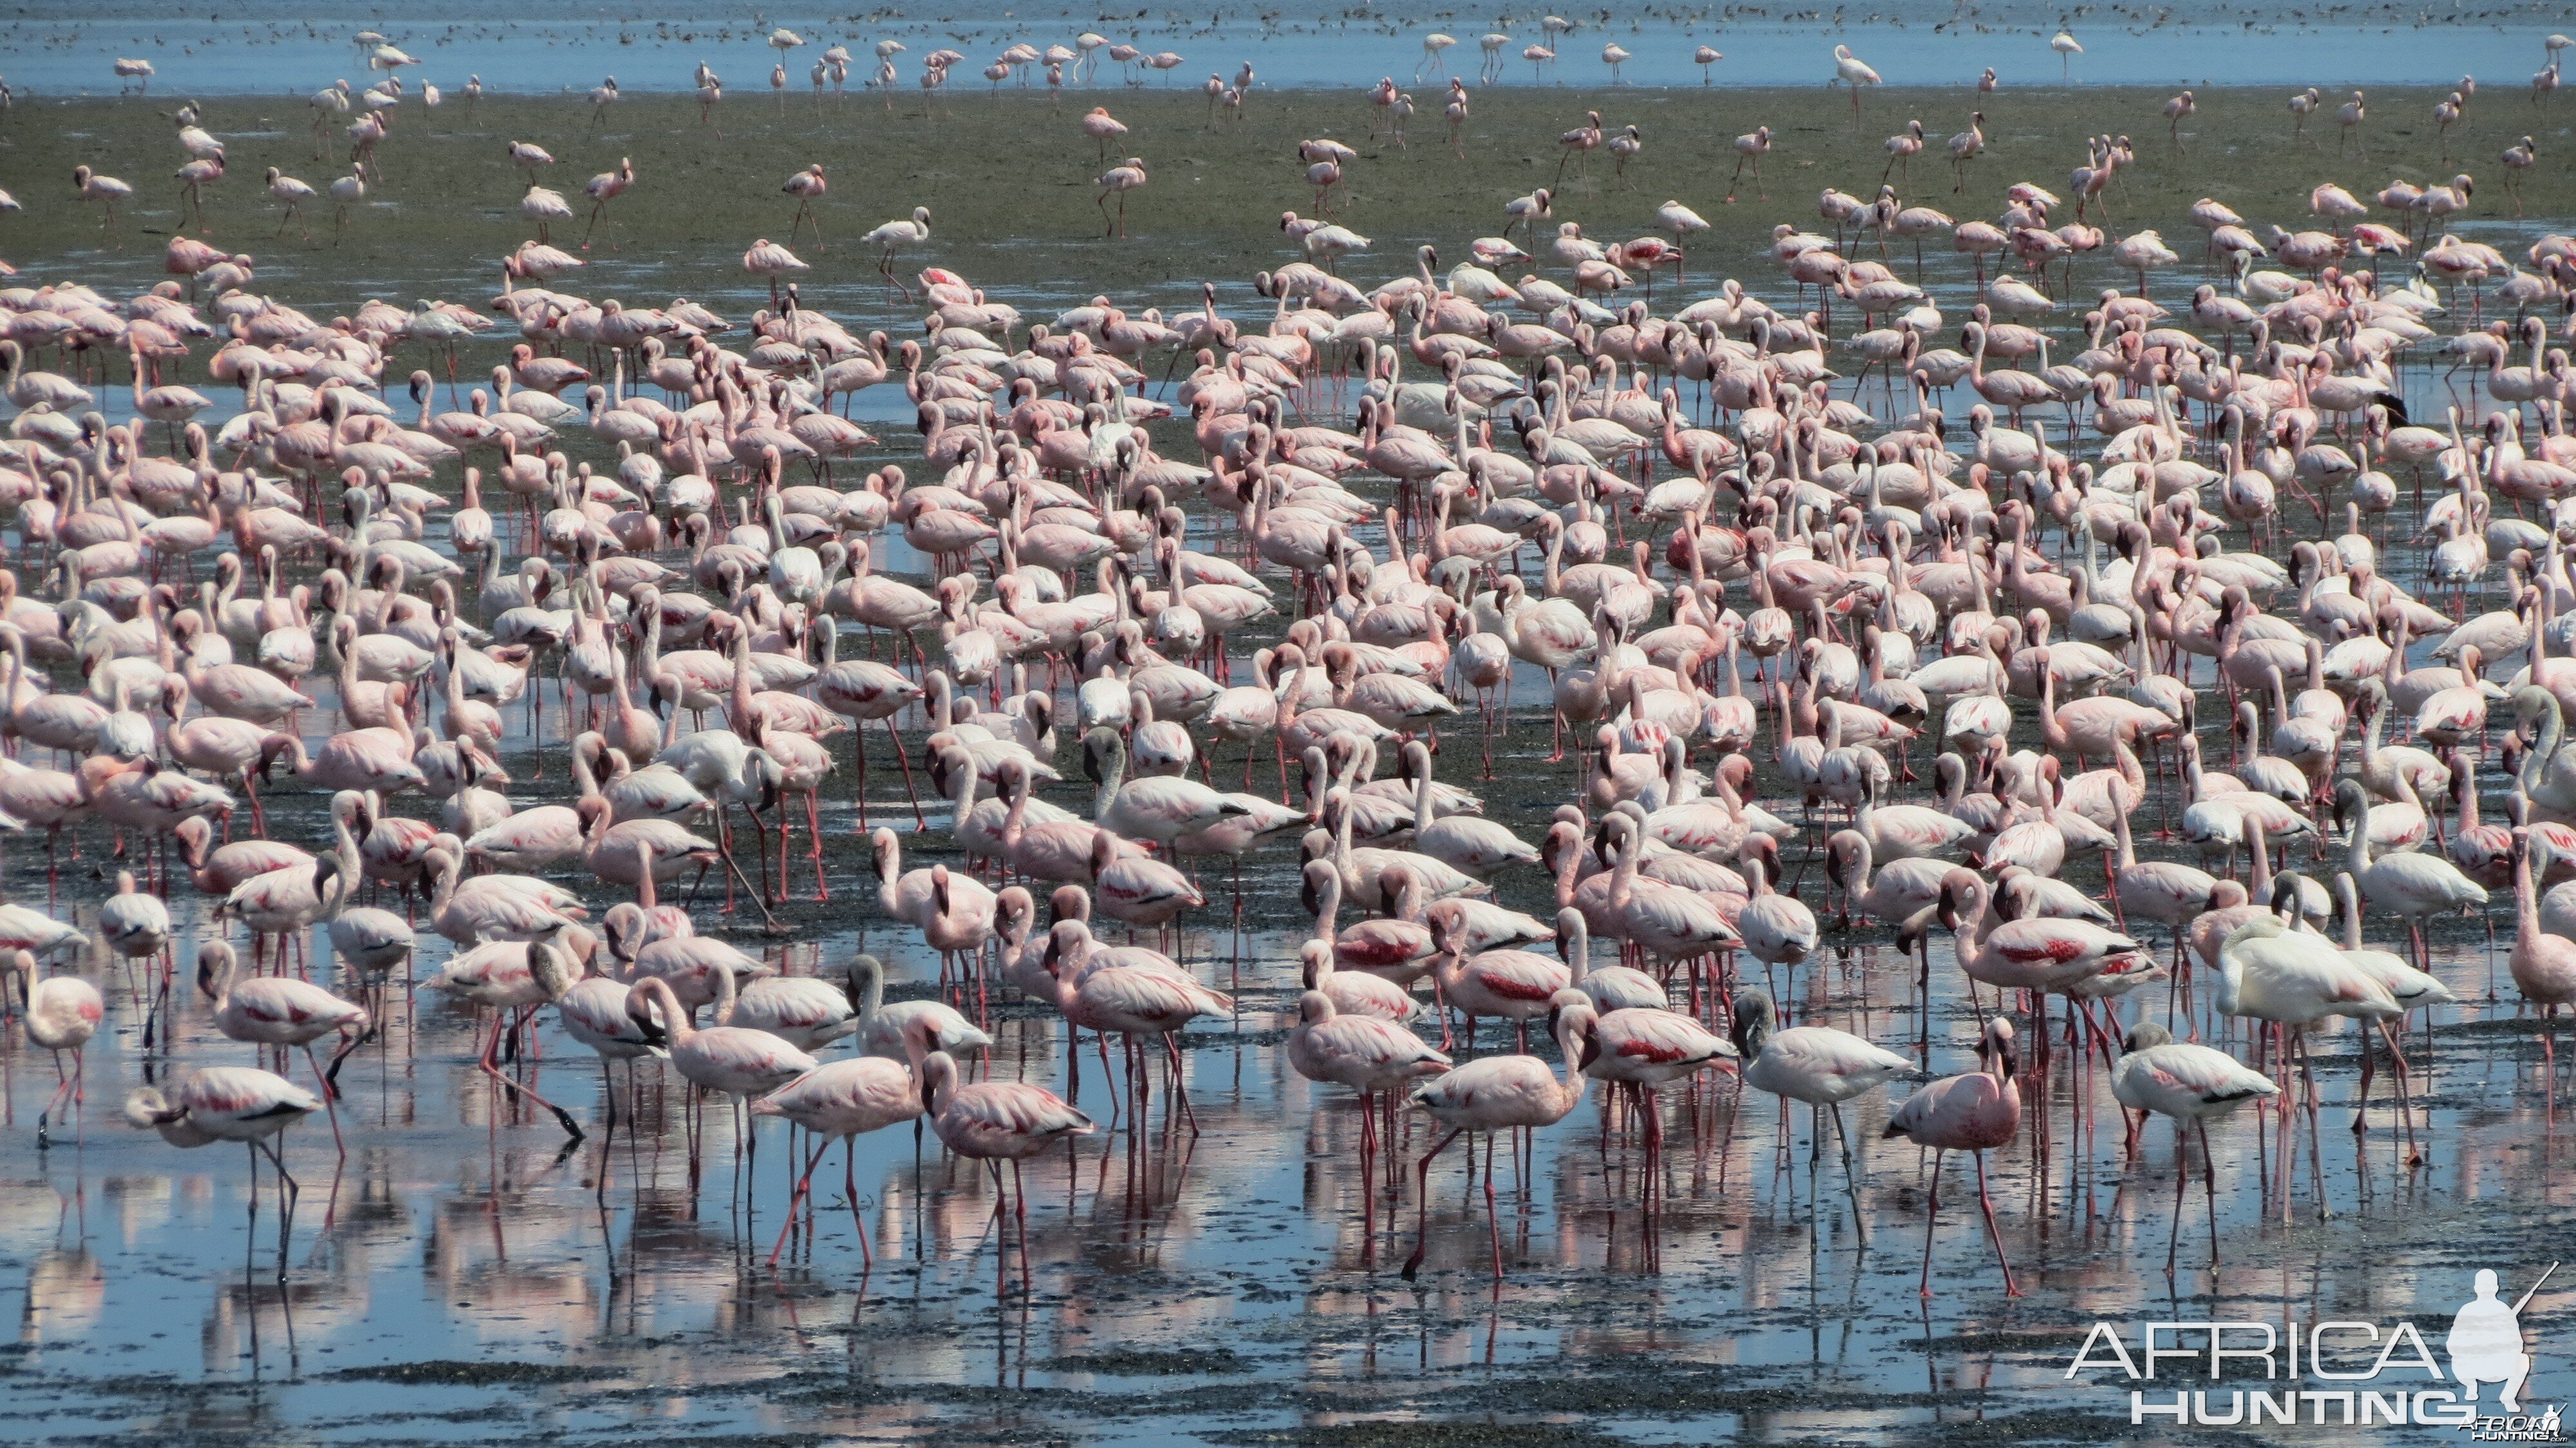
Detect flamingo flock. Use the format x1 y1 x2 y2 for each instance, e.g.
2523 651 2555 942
0 31 2571 1316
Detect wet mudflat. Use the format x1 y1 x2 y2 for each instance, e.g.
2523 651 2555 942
0 79 2571 1448
0 0 2565 92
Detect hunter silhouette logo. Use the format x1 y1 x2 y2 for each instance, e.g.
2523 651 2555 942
2450 1268 2544 1415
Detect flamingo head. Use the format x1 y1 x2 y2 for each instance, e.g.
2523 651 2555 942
1549 989 1600 1067
1728 985 1776 1058
122 1086 181 1131
195 937 237 1000
1297 989 1336 1027
1298 940 1331 991
1041 919 1089 980
1976 1016 2018 1078
1933 867 1983 929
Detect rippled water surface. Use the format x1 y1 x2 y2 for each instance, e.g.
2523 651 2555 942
1 0 2568 95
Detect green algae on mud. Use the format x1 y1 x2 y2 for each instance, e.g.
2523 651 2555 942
0 86 2561 309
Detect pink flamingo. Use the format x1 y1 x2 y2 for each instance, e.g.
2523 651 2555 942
1309 860 1436 986
919 1049 1096 1295
13 948 102 1147
217 793 361 970
1400 992 1592 1279
625 971 815 1180
1568 996 1736 1209
122 1067 319 1278
1088 829 1203 940
196 937 368 1156
2108 1021 2278 1274
845 953 993 1060
1038 919 1231 1130
1287 986 1452 1242
1882 1016 2025 1297
1426 908 1570 1053
1732 986 1911 1239
1095 157 1148 238
557 973 666 1148
579 155 634 247
0 753 95 892
422 845 588 946
813 615 926 827
419 932 587 1139
260 726 424 794
1298 938 1421 1023
173 818 310 895
755 1015 938 1268
778 164 827 249
873 828 996 996
993 757 1130 881
161 676 287 832
2510 830 2576 1098
630 929 772 1015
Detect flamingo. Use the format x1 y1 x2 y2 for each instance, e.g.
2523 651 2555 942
1568 997 1736 1205
755 1015 938 1268
1733 986 1910 1239
1600 813 1739 989
844 953 994 1062
419 933 588 1139
556 972 667 1144
1400 993 1591 1279
122 1067 319 1277
2213 915 2403 1217
2341 778 2488 967
1037 919 1231 1129
919 1050 1095 1295
218 794 363 969
1883 1016 2024 1297
1083 727 1247 844
2509 830 2576 1097
858 206 933 296
625 971 817 1176
1426 909 1571 1053
2109 1022 2279 1274
197 937 369 1155
1734 835 1820 989
814 616 926 828
1095 157 1148 238
13 949 102 1147
1833 44 1881 119
1399 740 1537 877
422 845 587 947
1288 987 1452 1222
580 155 634 247
1556 904 1665 1013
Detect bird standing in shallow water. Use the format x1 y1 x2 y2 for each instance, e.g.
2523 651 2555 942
15 949 101 1147
920 1049 1094 1295
1884 1016 2023 1297
2109 1022 2278 1275
1402 993 1591 1281
125 1067 319 1278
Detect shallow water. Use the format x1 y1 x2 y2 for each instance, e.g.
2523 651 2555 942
10 795 2576 1445
1 1 2568 97
3 48 2576 1448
